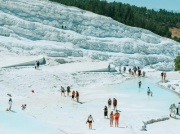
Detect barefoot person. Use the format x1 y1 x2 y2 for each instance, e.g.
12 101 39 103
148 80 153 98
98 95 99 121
67 86 71 96
76 91 79 102
113 98 117 110
163 72 167 80
161 72 164 80
8 98 12 111
71 90 75 101
110 111 114 127
147 87 151 96
108 98 112 108
114 110 120 127
86 115 94 129
104 106 108 118
138 81 142 88
61 86 66 97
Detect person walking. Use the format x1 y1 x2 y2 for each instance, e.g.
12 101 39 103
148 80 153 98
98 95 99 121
114 110 120 127
104 106 108 118
163 72 167 80
138 81 142 88
113 98 117 110
72 90 75 101
161 72 164 80
37 61 40 69
108 98 112 108
109 111 114 127
61 86 66 97
76 91 79 102
86 115 94 129
67 86 71 96
8 98 12 111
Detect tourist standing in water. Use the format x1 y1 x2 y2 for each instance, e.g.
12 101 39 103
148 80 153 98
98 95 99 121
147 87 151 96
138 81 142 88
86 115 94 129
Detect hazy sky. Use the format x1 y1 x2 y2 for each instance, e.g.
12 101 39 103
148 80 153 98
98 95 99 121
107 0 180 12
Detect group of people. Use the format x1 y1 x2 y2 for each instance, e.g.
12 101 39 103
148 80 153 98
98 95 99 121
60 86 80 102
103 104 120 127
108 98 118 110
169 103 180 118
35 60 40 69
106 98 120 127
6 98 26 111
122 66 145 77
72 90 79 102
86 98 120 129
61 86 71 96
138 82 153 96
161 72 167 80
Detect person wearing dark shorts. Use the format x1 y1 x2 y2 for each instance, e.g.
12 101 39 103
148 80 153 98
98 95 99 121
108 98 112 108
104 106 108 118
72 90 75 100
113 98 117 110
86 115 94 129
67 86 71 96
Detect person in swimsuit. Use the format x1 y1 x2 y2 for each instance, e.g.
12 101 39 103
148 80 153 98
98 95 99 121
109 111 114 127
67 86 71 96
104 106 108 118
8 98 12 111
72 91 75 100
76 91 79 102
108 98 112 108
61 86 66 96
114 110 120 127
86 115 94 129
113 98 117 110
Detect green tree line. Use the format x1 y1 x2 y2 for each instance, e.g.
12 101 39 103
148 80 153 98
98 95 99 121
50 0 180 42
174 54 180 71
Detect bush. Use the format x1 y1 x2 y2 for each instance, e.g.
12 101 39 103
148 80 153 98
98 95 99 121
174 54 180 71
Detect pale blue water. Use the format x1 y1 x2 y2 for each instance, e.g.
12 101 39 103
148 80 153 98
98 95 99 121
104 77 180 118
